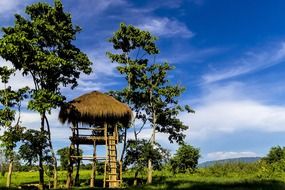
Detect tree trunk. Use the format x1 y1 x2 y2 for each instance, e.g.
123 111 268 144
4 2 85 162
39 114 45 190
75 144 80 186
44 116 58 189
66 143 74 188
39 151 44 190
53 165 57 189
147 159 152 184
120 128 127 162
6 159 13 188
133 170 139 186
147 109 156 184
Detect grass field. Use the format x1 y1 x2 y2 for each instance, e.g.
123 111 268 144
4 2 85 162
1 169 285 190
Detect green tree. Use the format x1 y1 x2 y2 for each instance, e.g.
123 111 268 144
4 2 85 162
0 0 92 188
107 23 159 163
57 146 83 171
108 23 194 183
264 146 285 164
124 139 170 185
170 144 200 174
0 66 28 187
19 129 50 168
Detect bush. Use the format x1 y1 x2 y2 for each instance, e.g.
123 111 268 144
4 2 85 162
198 161 260 178
170 144 200 174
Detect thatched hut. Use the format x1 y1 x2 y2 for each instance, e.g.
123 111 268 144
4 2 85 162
59 90 132 126
59 91 132 188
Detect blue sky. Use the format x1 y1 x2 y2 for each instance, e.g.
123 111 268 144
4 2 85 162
2 0 285 162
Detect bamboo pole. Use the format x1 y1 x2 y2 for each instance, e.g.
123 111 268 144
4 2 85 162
103 123 108 188
90 140 96 187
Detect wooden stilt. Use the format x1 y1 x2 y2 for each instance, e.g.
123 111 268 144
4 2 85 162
103 123 108 188
75 124 80 186
67 122 121 188
90 140 96 187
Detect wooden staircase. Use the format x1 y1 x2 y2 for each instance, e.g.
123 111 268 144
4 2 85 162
104 130 120 188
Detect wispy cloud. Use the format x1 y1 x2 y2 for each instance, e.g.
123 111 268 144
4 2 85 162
160 46 227 64
138 17 194 38
68 0 128 19
203 42 285 83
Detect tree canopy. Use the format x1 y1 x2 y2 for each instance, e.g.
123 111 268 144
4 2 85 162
170 144 200 174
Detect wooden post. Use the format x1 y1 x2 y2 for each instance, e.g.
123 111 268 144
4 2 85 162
103 123 107 188
75 124 80 186
90 140 96 187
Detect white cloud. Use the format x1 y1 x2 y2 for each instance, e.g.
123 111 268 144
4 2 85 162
138 18 194 38
181 82 285 141
88 51 119 78
203 42 285 83
0 0 21 14
0 58 34 89
206 151 258 161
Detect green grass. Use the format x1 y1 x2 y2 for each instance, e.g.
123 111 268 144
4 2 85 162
1 170 285 189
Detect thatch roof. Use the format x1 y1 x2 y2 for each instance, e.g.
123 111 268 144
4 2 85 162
59 91 132 126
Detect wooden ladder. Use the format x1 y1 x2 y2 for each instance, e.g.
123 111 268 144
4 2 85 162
104 132 120 188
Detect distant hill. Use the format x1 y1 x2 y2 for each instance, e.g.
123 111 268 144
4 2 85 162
198 157 262 168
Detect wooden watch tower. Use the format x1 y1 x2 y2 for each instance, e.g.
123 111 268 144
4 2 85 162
58 91 132 188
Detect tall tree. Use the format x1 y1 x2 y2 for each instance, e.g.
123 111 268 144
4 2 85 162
0 66 28 187
107 23 159 162
0 0 92 188
108 23 194 183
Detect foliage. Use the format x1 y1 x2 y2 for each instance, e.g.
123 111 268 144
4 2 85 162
107 23 193 144
0 65 28 187
170 144 200 174
254 146 285 178
199 162 261 178
263 146 285 164
124 139 170 172
0 1 92 104
80 162 105 174
108 23 194 184
18 129 50 166
0 66 29 132
56 146 83 171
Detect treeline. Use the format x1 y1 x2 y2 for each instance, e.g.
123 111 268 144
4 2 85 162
197 146 285 179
